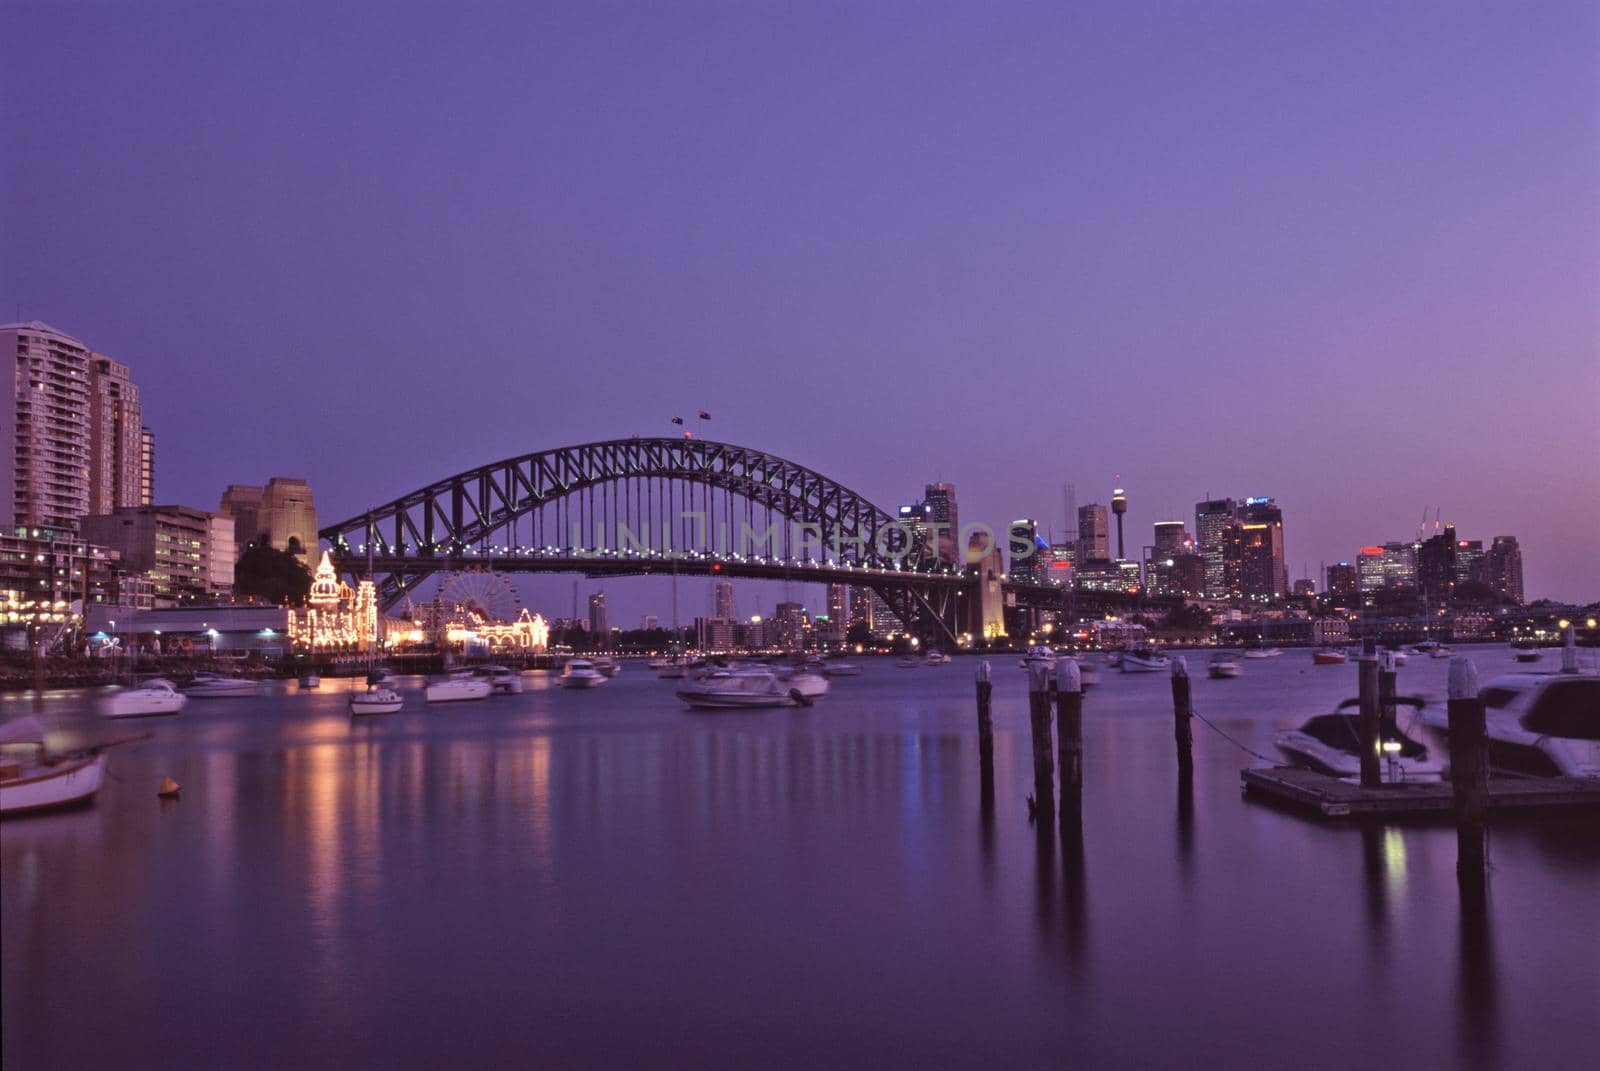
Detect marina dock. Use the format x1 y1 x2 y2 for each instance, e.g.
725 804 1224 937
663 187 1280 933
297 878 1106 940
1241 766 1600 818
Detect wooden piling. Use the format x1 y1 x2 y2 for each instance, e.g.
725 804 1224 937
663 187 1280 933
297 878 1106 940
975 661 995 806
1055 658 1083 818
1358 654 1381 788
1378 651 1398 724
1026 661 1055 819
1448 657 1489 885
1169 657 1193 782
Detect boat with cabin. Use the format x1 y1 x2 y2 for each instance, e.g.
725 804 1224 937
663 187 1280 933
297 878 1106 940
471 665 524 694
1274 703 1443 782
1120 649 1170 673
100 678 187 718
185 674 263 698
558 659 607 689
1208 654 1241 679
1421 672 1600 779
1 717 110 817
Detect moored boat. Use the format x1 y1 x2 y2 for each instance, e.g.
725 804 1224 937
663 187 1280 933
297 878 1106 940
591 657 622 678
1312 649 1348 666
822 660 862 677
1421 672 1600 779
1208 654 1241 679
298 674 321 689
425 677 492 703
1120 648 1170 673
99 678 187 718
923 650 951 666
185 674 263 698
471 665 524 694
1020 646 1057 671
350 686 404 715
558 659 607 689
1 717 109 817
677 669 804 710
1274 705 1442 782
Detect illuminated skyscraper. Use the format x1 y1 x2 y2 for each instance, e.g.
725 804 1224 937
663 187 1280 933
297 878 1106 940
713 580 735 621
1487 536 1523 604
1194 498 1238 599
921 482 959 564
1237 498 1287 598
1077 503 1109 563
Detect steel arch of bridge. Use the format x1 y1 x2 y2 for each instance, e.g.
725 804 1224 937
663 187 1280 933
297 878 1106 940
318 436 967 641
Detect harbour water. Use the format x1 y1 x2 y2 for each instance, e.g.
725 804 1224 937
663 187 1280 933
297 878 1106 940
3 646 1595 1068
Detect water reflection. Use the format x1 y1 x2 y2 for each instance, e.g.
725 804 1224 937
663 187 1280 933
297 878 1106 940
1456 880 1498 1069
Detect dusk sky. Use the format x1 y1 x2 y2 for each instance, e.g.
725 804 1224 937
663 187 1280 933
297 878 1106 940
4 1 1596 614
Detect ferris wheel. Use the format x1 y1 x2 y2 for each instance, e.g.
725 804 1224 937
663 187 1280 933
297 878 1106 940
437 570 523 622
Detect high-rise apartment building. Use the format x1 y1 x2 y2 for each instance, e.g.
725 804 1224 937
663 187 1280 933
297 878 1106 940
4 322 154 535
4 322 92 532
587 591 608 639
1416 525 1458 607
1487 536 1523 604
1455 540 1485 587
1326 562 1359 601
88 356 145 515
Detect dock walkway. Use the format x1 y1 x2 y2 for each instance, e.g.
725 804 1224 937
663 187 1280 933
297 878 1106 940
1240 766 1600 818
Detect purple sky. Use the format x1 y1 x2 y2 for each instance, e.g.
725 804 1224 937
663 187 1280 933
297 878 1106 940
4 1 1596 616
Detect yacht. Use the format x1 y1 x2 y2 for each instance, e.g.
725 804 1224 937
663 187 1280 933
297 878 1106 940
1 716 109 816
591 657 622 678
1119 649 1170 674
677 669 805 710
425 677 492 703
558 659 607 689
822 659 862 677
350 686 404 716
1274 706 1443 782
99 678 187 718
471 665 524 694
1429 645 1452 659
1312 649 1348 666
185 674 263 698
1421 672 1600 779
1207 654 1241 679
1514 649 1542 664
1242 648 1281 660
923 650 952 667
772 666 830 700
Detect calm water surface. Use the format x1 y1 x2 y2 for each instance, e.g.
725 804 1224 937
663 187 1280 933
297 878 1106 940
3 646 1596 1068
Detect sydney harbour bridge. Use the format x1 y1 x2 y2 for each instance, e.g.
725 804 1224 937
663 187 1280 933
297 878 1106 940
319 436 1164 646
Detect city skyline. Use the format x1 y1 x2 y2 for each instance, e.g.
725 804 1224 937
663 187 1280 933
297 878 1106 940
3 3 1595 608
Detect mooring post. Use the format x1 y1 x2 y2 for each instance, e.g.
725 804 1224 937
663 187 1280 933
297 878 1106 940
1358 650 1381 788
1378 650 1398 725
1561 624 1579 674
975 660 995 803
1055 658 1083 818
1026 661 1055 819
1169 656 1193 782
1448 657 1488 885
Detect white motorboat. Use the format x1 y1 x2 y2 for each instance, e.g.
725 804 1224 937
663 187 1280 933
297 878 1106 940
646 657 670 670
0 716 109 817
822 660 862 677
1242 648 1281 660
1382 649 1409 666
350 687 404 715
298 674 321 689
558 659 607 689
1422 672 1600 779
773 667 830 700
425 677 492 703
1429 646 1452 659
677 669 806 710
1105 651 1123 668
895 657 921 669
471 665 525 694
1119 649 1170 673
591 657 622 678
923 650 951 667
1274 708 1443 782
185 674 263 698
100 678 187 718
1020 646 1057 671
1207 654 1241 679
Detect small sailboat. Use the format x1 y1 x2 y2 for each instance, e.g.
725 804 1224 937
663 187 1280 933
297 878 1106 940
1208 654 1241 679
1312 649 1348 665
350 686 404 716
425 677 493 702
0 716 109 817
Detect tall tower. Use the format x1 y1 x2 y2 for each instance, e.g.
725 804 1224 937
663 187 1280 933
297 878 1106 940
1111 485 1128 561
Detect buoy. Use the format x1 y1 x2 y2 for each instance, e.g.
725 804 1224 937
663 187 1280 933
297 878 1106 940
158 776 181 798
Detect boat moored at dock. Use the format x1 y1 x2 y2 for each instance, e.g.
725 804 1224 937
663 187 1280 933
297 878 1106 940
558 660 607 689
471 665 524 694
350 687 404 715
425 677 493 703
1422 672 1600 779
1120 649 1170 673
99 678 187 718
1274 707 1442 782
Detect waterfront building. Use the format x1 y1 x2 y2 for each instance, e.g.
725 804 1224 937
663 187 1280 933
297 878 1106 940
0 530 123 648
218 477 318 559
1356 542 1417 603
1194 498 1238 599
80 505 233 606
1077 503 1109 564
695 615 735 651
286 551 378 652
1488 536 1523 604
1455 539 1485 587
772 601 807 650
4 322 92 532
